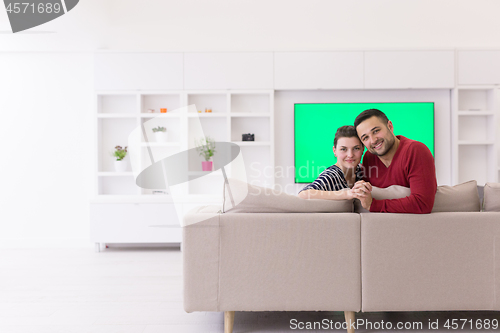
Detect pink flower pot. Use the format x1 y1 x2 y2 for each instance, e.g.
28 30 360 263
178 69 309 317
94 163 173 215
202 161 213 171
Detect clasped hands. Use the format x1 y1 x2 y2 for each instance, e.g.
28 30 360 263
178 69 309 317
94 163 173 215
348 180 372 210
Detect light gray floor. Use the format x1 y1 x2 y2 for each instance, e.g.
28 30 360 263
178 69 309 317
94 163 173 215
0 247 498 333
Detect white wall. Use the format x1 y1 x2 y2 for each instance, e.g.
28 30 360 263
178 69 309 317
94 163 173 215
0 0 497 247
0 53 94 248
275 90 451 194
1 0 500 51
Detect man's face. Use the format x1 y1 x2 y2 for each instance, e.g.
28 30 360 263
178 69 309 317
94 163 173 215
356 116 396 157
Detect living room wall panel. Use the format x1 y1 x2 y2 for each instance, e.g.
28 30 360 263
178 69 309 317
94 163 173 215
94 53 183 90
364 51 455 89
274 52 364 89
184 52 273 89
274 89 451 194
458 51 500 85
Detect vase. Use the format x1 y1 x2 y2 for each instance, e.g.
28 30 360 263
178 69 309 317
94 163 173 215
202 161 213 171
115 160 127 172
154 132 167 142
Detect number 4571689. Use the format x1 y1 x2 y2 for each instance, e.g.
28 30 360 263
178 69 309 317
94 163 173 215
6 2 61 14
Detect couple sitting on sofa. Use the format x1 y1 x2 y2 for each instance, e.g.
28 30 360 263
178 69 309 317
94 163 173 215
299 108 437 214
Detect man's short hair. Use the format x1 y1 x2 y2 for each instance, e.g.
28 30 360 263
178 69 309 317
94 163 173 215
354 109 389 131
333 125 359 147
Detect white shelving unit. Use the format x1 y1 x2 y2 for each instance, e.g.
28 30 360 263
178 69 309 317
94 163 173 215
452 87 499 186
91 90 274 250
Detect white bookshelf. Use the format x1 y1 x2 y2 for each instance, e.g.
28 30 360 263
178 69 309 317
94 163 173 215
452 87 499 186
92 90 274 249
94 90 274 194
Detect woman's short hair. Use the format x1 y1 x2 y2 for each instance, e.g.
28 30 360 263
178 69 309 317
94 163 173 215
333 125 360 147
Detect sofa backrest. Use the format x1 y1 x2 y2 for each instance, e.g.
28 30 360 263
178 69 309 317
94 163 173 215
223 178 353 213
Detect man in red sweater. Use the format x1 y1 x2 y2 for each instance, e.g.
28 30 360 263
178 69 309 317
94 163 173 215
353 109 437 214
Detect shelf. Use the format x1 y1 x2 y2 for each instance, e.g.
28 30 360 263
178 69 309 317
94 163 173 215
97 114 138 118
458 141 495 145
458 111 495 116
140 113 182 118
228 90 273 94
187 171 220 177
232 141 271 146
230 113 270 117
97 172 134 176
457 85 497 90
140 142 181 147
187 113 228 118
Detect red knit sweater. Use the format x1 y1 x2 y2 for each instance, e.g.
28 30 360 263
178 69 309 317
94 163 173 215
362 136 437 214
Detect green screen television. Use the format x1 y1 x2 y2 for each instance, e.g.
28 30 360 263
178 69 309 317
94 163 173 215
294 102 435 183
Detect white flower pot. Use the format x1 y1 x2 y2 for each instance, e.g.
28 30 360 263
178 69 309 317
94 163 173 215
154 132 168 142
114 160 127 172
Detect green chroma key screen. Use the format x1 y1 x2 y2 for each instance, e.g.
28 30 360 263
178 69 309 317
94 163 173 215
294 102 435 183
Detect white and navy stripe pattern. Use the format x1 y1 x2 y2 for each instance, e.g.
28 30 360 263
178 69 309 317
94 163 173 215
299 164 363 193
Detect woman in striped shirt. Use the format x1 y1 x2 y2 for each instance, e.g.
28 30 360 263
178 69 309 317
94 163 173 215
298 125 368 200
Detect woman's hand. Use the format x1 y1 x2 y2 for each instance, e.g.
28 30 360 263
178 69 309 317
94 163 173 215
345 189 355 200
352 180 372 194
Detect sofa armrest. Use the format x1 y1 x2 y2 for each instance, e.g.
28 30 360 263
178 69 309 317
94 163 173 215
183 212 221 312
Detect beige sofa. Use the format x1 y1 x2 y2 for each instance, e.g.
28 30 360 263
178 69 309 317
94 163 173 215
183 180 500 333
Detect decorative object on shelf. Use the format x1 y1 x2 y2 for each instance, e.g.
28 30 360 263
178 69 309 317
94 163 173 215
160 108 167 113
198 110 202 113
242 133 255 141
152 126 167 142
152 190 167 195
205 108 212 113
196 136 216 171
113 146 128 172
147 109 155 113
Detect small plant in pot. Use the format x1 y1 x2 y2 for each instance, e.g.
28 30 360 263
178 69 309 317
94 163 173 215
113 146 128 172
195 137 216 171
152 126 167 142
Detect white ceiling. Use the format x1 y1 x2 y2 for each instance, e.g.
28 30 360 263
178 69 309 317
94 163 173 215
1 0 500 52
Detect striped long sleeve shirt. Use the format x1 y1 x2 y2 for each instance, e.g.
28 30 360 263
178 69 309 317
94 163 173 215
299 164 363 193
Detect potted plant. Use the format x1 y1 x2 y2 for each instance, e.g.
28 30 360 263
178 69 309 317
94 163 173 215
113 145 128 172
152 126 167 142
195 137 216 171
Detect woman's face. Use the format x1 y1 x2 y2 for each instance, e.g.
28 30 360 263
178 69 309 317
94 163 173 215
333 137 363 169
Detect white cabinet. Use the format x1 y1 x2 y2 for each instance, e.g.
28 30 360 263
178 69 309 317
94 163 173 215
90 203 181 244
94 53 184 90
458 51 500 85
274 52 364 90
184 53 273 89
364 51 455 89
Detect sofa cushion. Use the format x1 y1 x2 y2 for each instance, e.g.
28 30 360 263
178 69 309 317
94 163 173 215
483 182 500 212
432 180 480 212
223 178 353 213
354 181 480 213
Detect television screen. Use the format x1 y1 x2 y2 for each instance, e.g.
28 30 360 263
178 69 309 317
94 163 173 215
294 102 435 183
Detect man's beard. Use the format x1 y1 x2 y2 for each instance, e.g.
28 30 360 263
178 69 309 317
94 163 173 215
369 135 395 157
